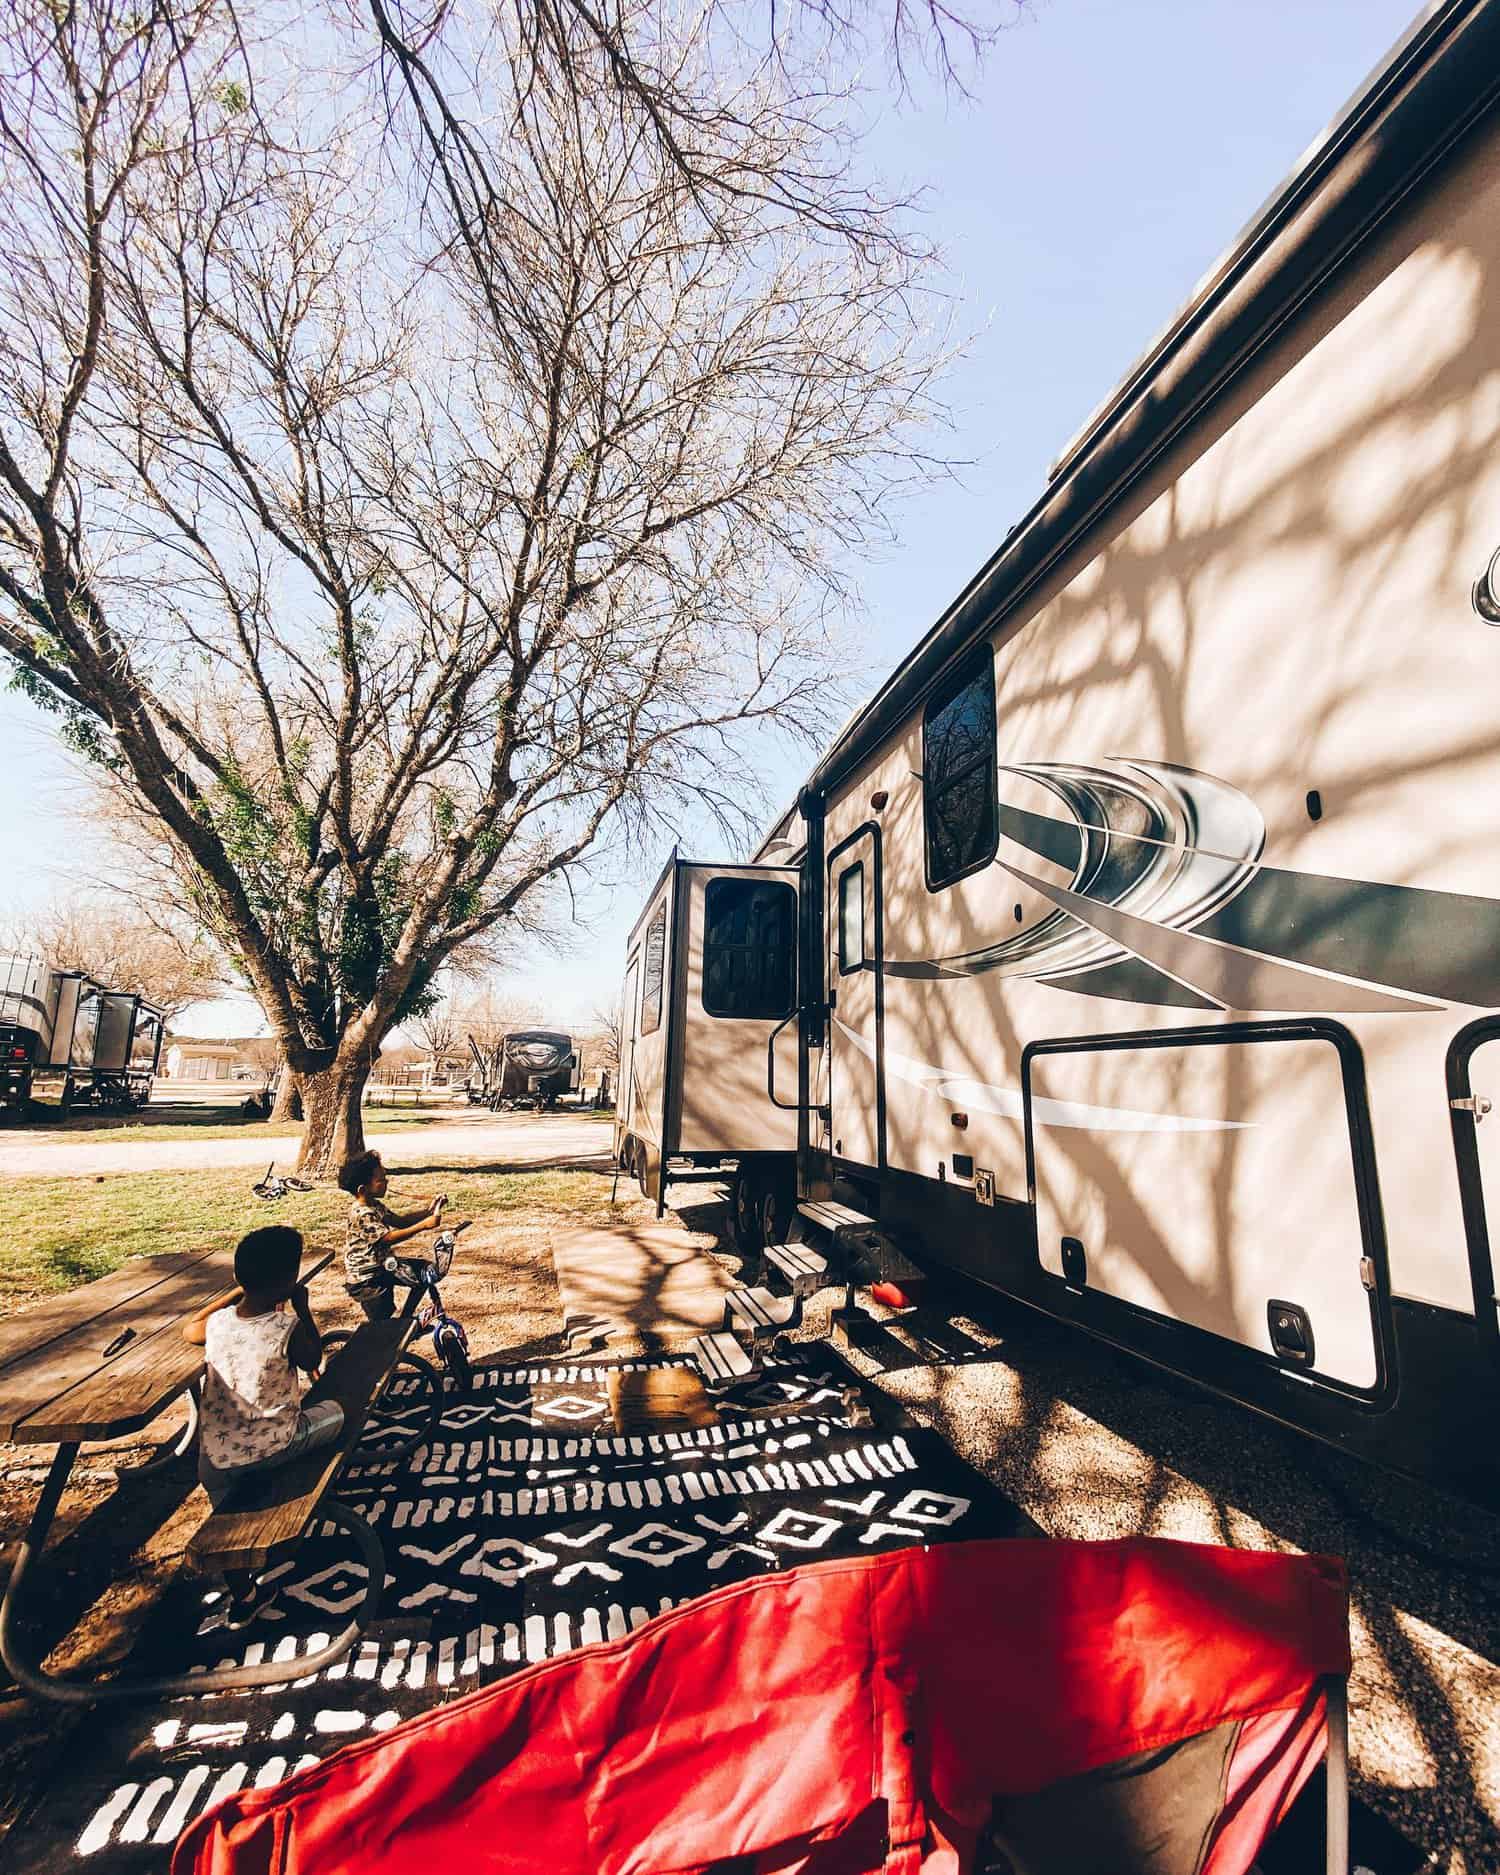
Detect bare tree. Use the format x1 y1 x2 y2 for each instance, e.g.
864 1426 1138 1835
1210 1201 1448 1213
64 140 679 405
587 998 623 1076
6 895 224 1025
0 0 951 1173
410 1004 461 1065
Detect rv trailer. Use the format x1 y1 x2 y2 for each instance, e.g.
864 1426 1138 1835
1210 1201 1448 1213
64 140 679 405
466 1030 581 1109
0 955 164 1114
616 0 1500 1507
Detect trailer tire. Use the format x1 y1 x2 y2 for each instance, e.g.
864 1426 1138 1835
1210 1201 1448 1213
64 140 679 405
760 1166 797 1250
730 1166 766 1255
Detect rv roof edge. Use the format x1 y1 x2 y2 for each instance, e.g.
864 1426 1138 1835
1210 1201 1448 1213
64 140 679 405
794 0 1500 809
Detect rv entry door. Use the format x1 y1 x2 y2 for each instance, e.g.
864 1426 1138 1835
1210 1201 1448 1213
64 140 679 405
827 827 884 1172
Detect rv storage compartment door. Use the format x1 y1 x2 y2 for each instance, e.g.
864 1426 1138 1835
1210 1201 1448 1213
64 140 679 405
677 866 799 1156
1025 1026 1382 1393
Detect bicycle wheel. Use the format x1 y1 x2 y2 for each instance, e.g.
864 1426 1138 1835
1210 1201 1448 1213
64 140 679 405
353 1351 440 1459
436 1329 472 1392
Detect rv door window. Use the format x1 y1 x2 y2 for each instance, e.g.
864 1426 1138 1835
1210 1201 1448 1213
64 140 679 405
923 653 998 890
702 878 796 1020
641 909 666 1035
838 863 865 974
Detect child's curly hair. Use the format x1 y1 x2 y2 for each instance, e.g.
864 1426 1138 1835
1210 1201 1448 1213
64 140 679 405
234 1224 303 1291
337 1149 383 1196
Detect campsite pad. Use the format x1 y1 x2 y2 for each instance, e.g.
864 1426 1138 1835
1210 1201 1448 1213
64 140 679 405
11 1347 1031 1871
551 1219 737 1341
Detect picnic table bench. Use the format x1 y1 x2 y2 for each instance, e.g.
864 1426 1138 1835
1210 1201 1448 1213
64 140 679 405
0 1248 434 1704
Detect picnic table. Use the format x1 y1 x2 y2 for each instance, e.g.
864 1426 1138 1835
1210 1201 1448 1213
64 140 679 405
0 1245 331 1705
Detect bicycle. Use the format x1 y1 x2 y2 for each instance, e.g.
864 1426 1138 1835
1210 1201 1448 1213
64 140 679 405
385 1223 473 1391
252 1161 315 1201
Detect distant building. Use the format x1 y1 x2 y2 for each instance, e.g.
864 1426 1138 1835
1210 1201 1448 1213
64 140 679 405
163 1039 244 1082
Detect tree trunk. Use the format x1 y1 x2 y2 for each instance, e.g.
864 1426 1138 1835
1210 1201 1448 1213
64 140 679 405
297 1062 369 1178
271 1065 304 1123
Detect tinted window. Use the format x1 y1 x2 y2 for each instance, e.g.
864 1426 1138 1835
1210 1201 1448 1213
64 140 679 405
838 862 864 974
702 878 796 1020
641 907 666 1035
923 655 997 888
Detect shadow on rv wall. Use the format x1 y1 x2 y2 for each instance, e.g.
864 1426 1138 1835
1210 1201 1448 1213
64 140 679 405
849 182 1500 1864
887 170 1500 1374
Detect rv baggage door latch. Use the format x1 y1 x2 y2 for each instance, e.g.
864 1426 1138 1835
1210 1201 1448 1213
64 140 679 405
973 1168 995 1207
1450 1094 1492 1122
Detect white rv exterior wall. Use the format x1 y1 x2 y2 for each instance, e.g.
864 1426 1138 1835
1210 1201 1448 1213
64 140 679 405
819 118 1500 1332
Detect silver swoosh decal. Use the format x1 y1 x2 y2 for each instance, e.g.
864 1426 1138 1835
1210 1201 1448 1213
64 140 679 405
835 1019 1248 1134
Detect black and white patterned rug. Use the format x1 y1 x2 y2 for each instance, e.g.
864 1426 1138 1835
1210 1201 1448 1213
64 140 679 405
11 1349 1029 1872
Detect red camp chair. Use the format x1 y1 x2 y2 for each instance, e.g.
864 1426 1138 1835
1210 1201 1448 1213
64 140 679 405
173 1537 1352 1875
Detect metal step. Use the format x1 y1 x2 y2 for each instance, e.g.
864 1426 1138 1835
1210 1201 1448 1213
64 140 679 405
797 1199 879 1240
764 1241 829 1300
688 1329 755 1389
796 1200 924 1285
724 1285 801 1344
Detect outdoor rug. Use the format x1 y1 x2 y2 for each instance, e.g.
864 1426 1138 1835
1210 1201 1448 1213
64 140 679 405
9 1346 1030 1872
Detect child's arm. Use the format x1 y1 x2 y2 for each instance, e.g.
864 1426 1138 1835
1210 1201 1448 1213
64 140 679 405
182 1288 242 1346
287 1283 323 1375
380 1206 445 1246
387 1201 441 1230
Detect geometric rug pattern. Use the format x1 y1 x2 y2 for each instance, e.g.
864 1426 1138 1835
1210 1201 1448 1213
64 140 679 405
13 1349 1029 1872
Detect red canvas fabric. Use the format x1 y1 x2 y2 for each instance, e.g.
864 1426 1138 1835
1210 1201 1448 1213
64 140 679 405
173 1537 1349 1875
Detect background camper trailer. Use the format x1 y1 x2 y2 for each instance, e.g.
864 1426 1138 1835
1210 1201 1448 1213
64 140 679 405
0 955 163 1115
467 1030 581 1110
618 0 1500 1507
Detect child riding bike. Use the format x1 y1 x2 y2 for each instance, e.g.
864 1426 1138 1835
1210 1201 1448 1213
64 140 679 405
338 1149 455 1322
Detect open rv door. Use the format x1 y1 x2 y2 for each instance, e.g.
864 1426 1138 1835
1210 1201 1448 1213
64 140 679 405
674 864 800 1173
616 857 800 1217
616 856 677 1207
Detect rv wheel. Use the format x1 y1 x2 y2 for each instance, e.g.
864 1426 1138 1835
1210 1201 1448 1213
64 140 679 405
730 1167 765 1254
760 1170 797 1251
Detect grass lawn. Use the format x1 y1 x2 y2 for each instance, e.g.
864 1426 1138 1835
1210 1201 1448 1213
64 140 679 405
0 1161 623 1315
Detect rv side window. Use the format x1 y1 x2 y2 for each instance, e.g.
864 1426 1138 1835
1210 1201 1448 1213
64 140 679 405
641 908 666 1035
922 653 998 890
702 878 796 1020
837 863 865 975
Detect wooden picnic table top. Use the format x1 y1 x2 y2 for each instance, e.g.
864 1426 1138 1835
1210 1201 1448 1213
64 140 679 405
0 1246 333 1446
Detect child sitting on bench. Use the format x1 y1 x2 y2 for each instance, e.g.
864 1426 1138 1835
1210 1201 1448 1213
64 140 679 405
185 1225 344 1513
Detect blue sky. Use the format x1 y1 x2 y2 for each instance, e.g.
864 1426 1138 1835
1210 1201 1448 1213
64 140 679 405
0 0 1423 1036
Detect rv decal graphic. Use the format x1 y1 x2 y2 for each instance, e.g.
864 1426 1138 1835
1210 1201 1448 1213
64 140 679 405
885 758 1500 1012
834 1020 1247 1134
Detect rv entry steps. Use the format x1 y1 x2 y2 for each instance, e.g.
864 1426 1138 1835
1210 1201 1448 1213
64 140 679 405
688 1329 755 1390
724 1285 800 1347
796 1201 925 1286
763 1242 829 1300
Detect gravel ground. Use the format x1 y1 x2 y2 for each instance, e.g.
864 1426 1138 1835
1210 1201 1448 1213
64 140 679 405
785 1272 1500 1875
